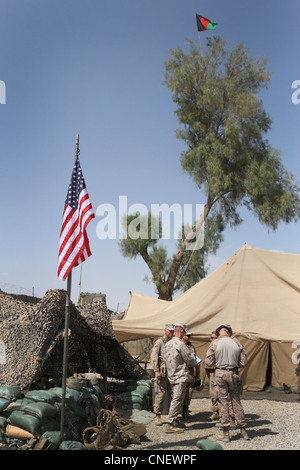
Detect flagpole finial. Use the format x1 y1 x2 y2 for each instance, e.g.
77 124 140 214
75 134 80 162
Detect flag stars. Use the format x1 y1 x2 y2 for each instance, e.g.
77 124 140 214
64 159 86 210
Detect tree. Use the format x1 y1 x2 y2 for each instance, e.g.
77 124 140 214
119 210 224 300
119 36 300 300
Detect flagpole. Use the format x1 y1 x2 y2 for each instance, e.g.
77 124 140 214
198 31 203 57
60 134 80 442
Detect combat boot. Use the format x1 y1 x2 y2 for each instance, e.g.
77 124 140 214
154 415 163 426
230 417 236 428
164 422 185 433
239 428 250 440
209 411 219 421
217 429 230 442
173 419 186 428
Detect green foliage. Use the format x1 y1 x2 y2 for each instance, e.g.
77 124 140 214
119 211 223 299
119 36 300 301
164 36 300 230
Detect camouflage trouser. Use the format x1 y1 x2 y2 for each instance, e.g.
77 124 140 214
166 382 187 424
213 369 246 430
183 381 194 410
206 370 218 412
153 376 171 415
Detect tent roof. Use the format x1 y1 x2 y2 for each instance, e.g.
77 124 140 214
112 245 300 343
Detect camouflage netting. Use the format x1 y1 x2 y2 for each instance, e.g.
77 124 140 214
0 289 145 389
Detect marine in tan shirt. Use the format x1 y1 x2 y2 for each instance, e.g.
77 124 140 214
164 323 196 432
150 324 175 425
205 324 249 442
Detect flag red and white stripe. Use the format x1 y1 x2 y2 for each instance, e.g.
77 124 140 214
57 158 95 281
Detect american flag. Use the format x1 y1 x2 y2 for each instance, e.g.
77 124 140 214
57 157 95 281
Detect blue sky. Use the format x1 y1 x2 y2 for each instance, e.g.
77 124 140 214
0 0 299 312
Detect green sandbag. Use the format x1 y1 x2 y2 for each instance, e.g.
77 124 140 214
138 379 152 386
129 380 152 389
39 431 61 450
5 398 57 419
118 392 144 404
8 410 41 435
0 386 21 401
48 387 83 407
5 398 34 413
196 439 224 450
20 401 58 419
126 385 150 396
0 398 10 412
0 416 7 429
59 440 86 450
25 390 56 403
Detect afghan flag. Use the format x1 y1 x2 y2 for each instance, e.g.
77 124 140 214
196 14 217 32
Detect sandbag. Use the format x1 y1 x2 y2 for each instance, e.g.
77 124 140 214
5 398 35 413
6 399 57 420
0 386 21 401
59 441 86 450
133 379 152 388
0 386 22 412
0 398 10 412
117 392 144 404
48 387 83 407
20 401 58 420
5 424 33 441
25 390 56 403
39 431 61 450
196 439 223 450
125 385 150 395
8 410 41 435
0 416 7 430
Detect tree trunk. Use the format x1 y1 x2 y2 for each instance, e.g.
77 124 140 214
164 199 212 300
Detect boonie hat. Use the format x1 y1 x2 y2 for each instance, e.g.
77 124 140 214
216 324 232 336
165 324 175 331
175 323 187 332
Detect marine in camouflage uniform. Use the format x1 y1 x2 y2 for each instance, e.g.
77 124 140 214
291 347 300 399
204 331 219 420
150 324 175 425
182 330 200 418
205 324 249 442
164 323 196 432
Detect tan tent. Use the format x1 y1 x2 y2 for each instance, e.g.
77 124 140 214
112 245 300 391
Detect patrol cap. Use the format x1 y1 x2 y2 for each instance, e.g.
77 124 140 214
184 328 192 336
175 323 187 332
216 324 232 336
165 324 175 331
